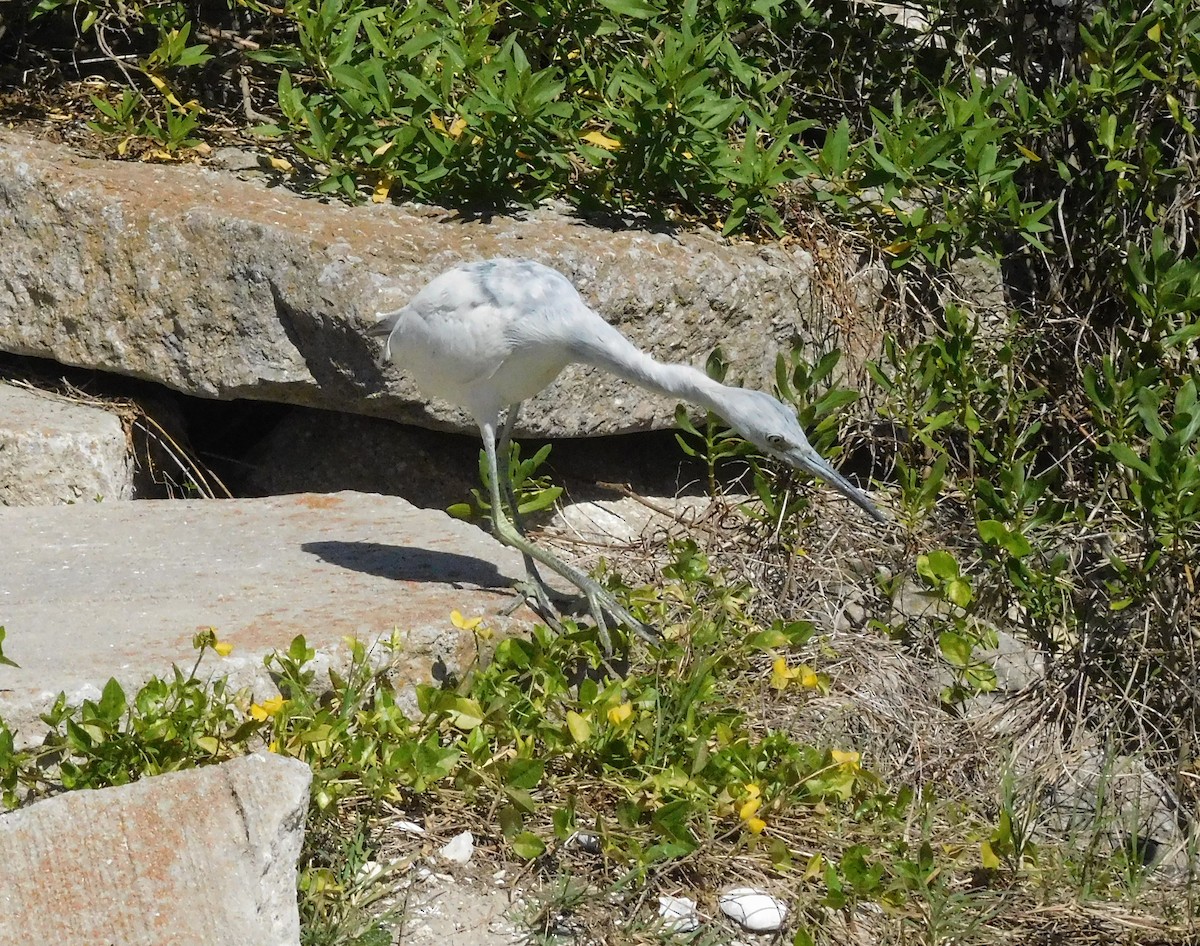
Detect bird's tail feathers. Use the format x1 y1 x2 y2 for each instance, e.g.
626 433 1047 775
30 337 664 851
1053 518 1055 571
368 308 405 366
368 308 404 338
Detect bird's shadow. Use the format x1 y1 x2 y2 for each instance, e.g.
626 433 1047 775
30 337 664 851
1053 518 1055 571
302 540 516 590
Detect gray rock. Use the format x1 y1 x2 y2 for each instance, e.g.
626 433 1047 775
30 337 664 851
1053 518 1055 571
0 381 134 505
241 407 480 509
980 629 1044 692
0 752 310 946
0 129 888 438
549 495 721 545
1040 746 1192 877
0 491 534 739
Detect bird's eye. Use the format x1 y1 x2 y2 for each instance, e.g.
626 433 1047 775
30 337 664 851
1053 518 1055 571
767 434 785 448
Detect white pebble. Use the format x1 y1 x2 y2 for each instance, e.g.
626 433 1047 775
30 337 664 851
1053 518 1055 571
395 820 426 835
438 830 474 864
718 887 788 933
353 860 382 883
658 895 700 933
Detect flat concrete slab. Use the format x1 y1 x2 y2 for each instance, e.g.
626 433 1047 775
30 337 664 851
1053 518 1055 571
0 492 533 736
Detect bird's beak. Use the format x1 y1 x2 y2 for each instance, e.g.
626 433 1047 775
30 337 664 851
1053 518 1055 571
784 447 886 523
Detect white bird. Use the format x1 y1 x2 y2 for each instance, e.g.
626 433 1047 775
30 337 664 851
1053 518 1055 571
371 258 883 648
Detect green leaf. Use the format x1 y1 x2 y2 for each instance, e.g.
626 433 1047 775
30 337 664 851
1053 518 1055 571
938 630 973 668
98 678 126 721
287 635 314 665
194 734 220 755
511 831 546 860
917 550 959 583
504 786 538 813
946 578 973 608
651 798 698 846
976 519 1008 544
821 118 852 177
517 485 563 515
448 697 484 730
977 520 1033 558
0 627 18 669
506 758 544 789
746 628 790 650
565 710 592 743
596 0 660 18
1108 442 1160 481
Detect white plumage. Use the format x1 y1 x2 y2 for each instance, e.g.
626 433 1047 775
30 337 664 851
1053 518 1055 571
373 258 883 648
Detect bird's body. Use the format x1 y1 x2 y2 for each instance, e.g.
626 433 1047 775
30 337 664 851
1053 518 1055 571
373 257 883 648
380 259 590 417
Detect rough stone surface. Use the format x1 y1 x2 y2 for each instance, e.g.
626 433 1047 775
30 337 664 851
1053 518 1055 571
0 129 887 438
396 873 522 946
242 407 481 509
0 491 534 738
1040 745 1192 877
0 381 134 505
0 752 310 946
550 495 730 545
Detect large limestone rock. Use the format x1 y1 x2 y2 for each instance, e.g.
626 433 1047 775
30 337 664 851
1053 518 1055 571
0 381 134 504
0 752 310 946
0 491 534 738
0 130 886 438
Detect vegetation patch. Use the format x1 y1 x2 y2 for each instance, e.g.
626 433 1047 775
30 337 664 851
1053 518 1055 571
1 0 1198 941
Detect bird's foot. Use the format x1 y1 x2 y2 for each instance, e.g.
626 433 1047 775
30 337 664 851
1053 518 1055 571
511 577 657 663
505 575 563 626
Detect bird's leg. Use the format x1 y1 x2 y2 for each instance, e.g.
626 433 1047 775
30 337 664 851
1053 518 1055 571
496 404 562 623
481 423 658 654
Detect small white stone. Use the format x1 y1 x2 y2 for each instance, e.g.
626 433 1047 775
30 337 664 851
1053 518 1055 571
438 830 475 864
718 887 788 933
394 820 426 835
658 895 700 933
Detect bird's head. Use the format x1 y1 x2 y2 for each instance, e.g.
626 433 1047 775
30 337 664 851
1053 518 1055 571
714 387 885 523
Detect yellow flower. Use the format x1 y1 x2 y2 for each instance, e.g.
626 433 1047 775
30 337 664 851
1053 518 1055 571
451 609 483 631
250 694 287 721
738 783 766 832
831 749 860 770
770 657 800 690
738 783 762 818
371 176 393 204
213 639 234 657
606 702 633 726
431 114 468 138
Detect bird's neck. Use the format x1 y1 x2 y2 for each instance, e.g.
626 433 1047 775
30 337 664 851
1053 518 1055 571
569 320 732 414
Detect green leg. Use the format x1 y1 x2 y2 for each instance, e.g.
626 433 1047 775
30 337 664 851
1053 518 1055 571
480 419 658 654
